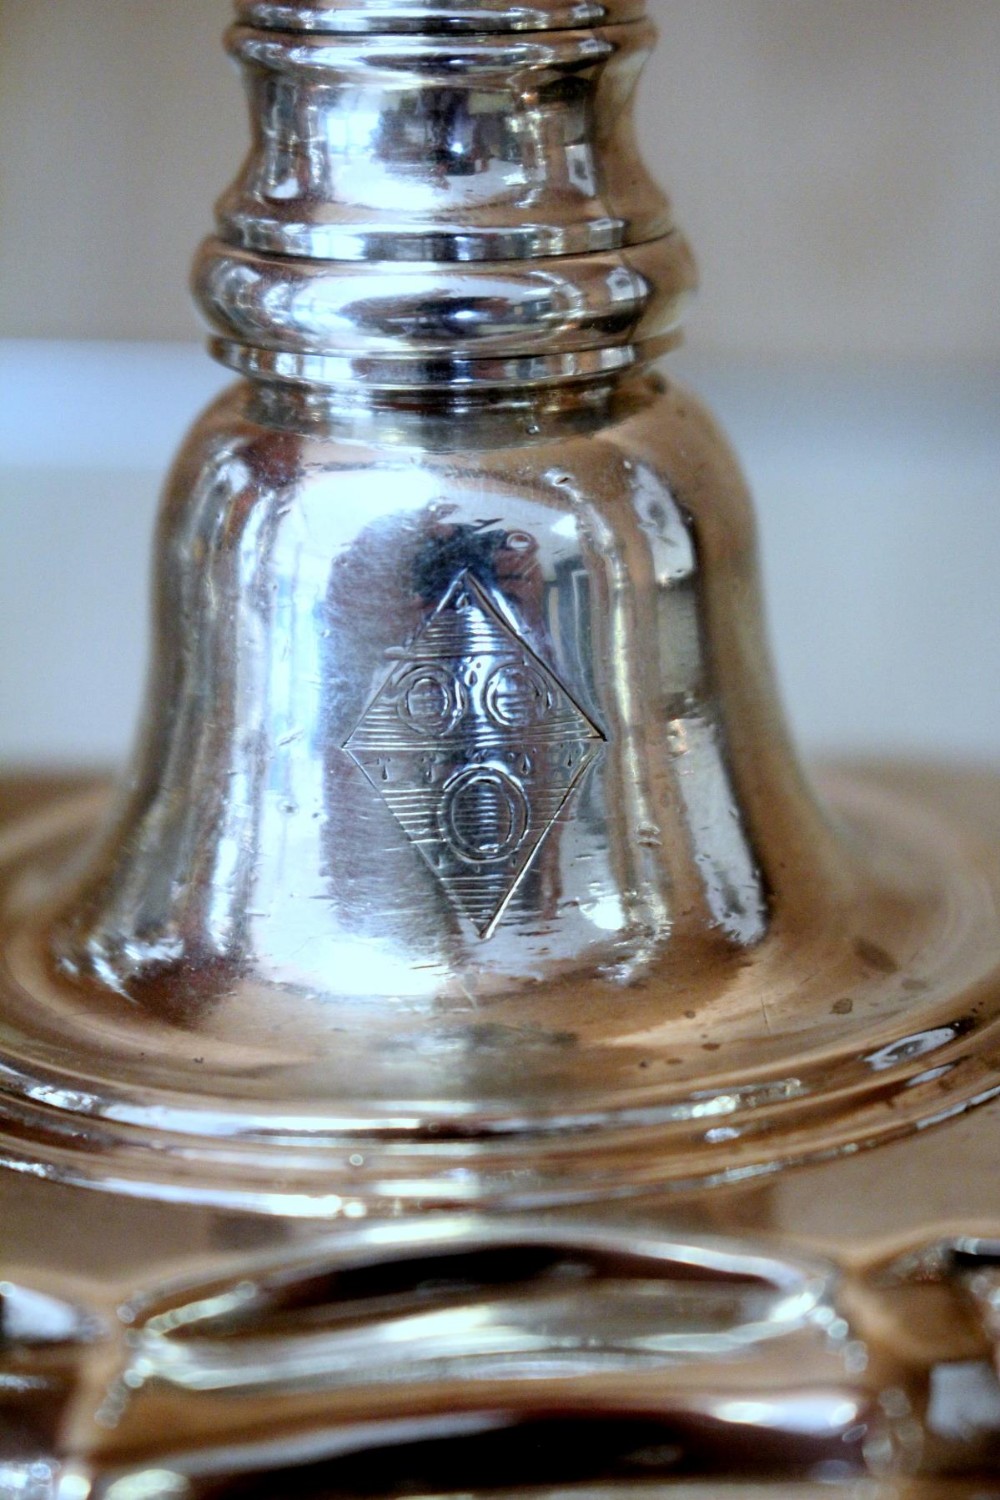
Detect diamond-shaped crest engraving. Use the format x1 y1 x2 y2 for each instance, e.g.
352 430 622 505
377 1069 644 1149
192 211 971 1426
345 572 605 938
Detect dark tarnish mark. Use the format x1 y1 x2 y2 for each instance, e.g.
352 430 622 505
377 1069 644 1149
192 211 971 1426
832 998 855 1016
854 938 899 976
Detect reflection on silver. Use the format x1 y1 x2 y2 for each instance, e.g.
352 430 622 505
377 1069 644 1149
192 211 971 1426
0 1282 102 1348
235 2 648 34
220 7 667 264
668 713 769 947
0 1219 918 1491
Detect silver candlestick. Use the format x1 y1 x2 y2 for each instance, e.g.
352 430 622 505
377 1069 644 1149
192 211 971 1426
2 2 1000 1495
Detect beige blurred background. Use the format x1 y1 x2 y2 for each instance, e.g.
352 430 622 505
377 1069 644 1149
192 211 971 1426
1 0 999 358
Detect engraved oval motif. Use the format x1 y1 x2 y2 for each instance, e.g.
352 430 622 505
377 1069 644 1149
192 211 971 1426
484 663 553 730
396 665 465 739
440 767 529 866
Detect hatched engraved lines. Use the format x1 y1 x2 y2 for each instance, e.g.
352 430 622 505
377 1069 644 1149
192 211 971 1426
344 571 604 937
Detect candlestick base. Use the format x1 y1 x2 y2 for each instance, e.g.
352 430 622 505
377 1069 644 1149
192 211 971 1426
2 763 999 1216
3 769 1000 1495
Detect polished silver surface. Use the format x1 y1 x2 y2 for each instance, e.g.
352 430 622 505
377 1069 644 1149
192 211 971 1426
200 7 693 392
341 569 607 938
2 2 1000 1494
0 1213 923 1493
53 0 770 1006
218 13 671 263
234 1 648 35
2 0 1000 1212
51 373 783 1002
